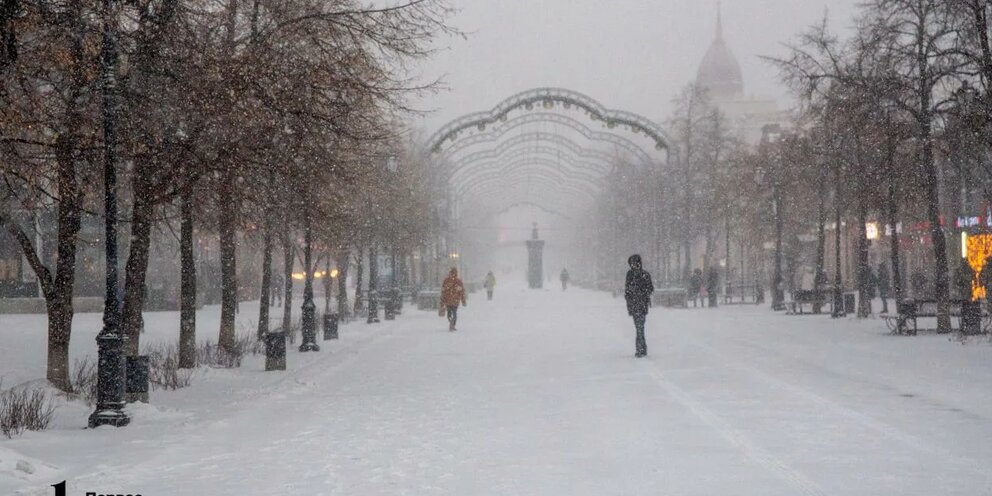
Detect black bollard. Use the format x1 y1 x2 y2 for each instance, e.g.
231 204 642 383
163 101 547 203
125 355 150 403
265 331 287 371
299 299 320 352
323 313 339 340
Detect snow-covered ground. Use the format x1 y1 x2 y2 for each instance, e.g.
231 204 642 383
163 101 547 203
2 283 992 495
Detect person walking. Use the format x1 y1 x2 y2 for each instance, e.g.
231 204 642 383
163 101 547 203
560 268 570 291
688 268 703 307
625 254 655 358
484 271 496 301
441 267 467 331
877 262 891 314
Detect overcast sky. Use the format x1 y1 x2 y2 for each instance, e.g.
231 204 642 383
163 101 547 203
414 0 862 133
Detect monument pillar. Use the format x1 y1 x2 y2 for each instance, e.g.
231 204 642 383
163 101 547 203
526 223 545 289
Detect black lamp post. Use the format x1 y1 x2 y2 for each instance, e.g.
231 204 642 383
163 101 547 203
299 211 320 352
89 0 129 428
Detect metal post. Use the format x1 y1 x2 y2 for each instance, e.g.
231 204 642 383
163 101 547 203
772 185 784 310
89 0 129 428
299 214 319 352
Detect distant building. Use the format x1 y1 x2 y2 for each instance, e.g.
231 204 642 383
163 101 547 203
695 5 786 145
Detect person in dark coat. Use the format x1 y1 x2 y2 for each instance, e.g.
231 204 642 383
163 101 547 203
688 268 703 307
877 263 891 313
625 254 655 358
706 266 720 307
560 268 570 291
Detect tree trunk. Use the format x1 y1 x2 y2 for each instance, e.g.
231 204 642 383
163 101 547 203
353 245 365 313
218 170 238 354
337 250 350 319
121 179 154 356
323 255 332 314
282 233 294 332
856 196 871 318
888 182 903 303
813 180 827 314
45 297 73 391
178 189 196 368
921 127 951 332
257 215 273 339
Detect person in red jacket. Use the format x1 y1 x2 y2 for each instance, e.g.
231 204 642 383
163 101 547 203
441 267 467 331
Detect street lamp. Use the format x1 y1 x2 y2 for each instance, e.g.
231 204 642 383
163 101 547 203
89 0 129 428
298 210 320 352
367 154 398 324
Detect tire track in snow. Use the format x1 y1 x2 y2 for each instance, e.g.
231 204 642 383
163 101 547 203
640 363 829 496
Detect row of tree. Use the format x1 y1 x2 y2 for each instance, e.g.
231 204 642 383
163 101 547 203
1 0 453 391
592 1 992 331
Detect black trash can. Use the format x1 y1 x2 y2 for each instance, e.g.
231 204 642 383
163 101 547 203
961 300 982 335
323 313 339 340
125 355 150 403
265 331 287 371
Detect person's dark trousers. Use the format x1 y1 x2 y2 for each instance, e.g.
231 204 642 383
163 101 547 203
881 297 889 313
487 290 493 300
633 314 647 356
446 305 458 328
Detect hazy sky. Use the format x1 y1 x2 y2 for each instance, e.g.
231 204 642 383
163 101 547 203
415 0 861 132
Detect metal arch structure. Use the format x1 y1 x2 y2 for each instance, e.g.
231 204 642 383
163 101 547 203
455 158 602 199
467 173 596 206
439 113 656 166
447 134 629 185
449 144 617 192
470 179 591 214
427 87 672 154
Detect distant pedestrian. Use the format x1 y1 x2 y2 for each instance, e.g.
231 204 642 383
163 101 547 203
560 268 570 291
706 266 719 307
688 268 703 307
441 267 467 331
484 271 496 300
624 254 655 358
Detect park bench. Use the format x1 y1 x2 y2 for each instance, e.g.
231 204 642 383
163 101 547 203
785 289 827 315
881 299 990 335
723 283 760 305
652 288 688 308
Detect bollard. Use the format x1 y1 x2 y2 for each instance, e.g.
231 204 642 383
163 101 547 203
323 313 339 340
125 355 150 404
265 331 287 371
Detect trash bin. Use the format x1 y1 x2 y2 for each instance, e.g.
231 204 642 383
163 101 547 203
265 331 287 371
125 355 150 403
961 300 982 335
323 313 339 340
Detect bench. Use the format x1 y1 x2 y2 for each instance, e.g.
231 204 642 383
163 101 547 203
652 288 688 308
785 290 828 315
882 299 990 335
723 284 760 305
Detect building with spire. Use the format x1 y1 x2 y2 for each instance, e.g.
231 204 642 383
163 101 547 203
695 4 785 145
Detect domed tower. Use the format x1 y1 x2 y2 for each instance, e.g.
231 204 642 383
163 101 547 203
696 4 744 101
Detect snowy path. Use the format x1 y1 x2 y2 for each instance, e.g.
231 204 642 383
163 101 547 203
4 283 992 495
